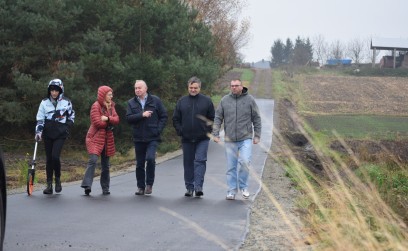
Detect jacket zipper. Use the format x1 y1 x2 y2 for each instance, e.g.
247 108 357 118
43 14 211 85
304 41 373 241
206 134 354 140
235 97 238 141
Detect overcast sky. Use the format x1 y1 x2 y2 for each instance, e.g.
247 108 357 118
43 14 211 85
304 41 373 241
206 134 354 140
240 0 408 62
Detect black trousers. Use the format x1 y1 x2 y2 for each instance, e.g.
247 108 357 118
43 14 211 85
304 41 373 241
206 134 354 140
134 141 158 189
43 138 65 183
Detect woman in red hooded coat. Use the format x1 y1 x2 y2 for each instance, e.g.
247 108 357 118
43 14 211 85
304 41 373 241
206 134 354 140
81 86 119 195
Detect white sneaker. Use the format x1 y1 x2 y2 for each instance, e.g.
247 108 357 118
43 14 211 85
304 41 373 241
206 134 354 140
241 189 250 199
226 192 235 200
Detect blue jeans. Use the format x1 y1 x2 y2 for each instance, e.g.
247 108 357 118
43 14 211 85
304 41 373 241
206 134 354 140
182 139 209 191
224 139 252 194
134 141 158 189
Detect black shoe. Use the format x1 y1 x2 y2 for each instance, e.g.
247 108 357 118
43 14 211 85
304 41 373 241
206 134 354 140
135 188 145 195
195 190 204 197
184 189 194 197
55 178 62 193
102 190 110 195
145 185 152 195
84 187 91 195
43 183 53 194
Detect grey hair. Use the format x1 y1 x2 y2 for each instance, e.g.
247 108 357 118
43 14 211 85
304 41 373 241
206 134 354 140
135 79 146 85
187 76 201 88
134 79 147 88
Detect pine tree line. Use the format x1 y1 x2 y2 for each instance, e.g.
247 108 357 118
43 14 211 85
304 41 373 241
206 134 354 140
270 36 314 67
0 0 247 152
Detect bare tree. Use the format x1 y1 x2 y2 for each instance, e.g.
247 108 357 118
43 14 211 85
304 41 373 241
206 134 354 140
347 38 366 64
182 0 250 67
328 40 345 60
312 34 328 66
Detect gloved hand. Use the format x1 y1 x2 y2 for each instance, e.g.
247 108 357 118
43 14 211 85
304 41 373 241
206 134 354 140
35 133 42 142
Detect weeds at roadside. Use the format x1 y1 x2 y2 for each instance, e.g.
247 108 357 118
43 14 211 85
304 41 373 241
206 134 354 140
275 110 408 250
16 153 30 187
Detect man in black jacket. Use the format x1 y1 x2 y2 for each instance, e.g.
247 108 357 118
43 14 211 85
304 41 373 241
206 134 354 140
126 80 168 196
173 77 215 197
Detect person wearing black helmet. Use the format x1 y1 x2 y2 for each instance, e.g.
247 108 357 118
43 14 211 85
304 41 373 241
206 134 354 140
35 79 75 194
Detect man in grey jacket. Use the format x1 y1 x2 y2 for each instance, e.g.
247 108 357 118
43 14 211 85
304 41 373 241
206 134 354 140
212 79 261 200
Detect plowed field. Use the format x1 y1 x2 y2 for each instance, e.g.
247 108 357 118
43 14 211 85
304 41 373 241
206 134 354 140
300 75 408 115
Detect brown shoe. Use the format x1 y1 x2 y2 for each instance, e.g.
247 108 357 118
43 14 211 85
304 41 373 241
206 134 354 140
145 185 153 195
135 188 145 195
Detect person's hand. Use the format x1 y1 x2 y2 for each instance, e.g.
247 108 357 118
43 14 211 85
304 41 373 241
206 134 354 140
35 133 42 142
101 115 109 122
253 137 260 144
213 137 220 143
143 111 153 118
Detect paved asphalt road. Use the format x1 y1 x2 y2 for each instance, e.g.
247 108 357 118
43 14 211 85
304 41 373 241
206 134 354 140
4 99 274 251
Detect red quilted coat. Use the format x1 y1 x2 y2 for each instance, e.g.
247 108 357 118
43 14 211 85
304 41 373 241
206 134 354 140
86 86 120 156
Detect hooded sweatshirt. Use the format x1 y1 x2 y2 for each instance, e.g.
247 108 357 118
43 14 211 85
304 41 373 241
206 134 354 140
212 87 261 142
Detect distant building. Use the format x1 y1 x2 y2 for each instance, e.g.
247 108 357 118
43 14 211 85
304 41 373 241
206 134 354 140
250 60 271 69
379 54 407 68
371 37 408 68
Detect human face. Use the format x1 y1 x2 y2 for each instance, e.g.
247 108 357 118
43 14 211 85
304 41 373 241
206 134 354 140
188 83 200 96
50 89 60 99
105 91 113 103
134 81 147 98
230 80 243 95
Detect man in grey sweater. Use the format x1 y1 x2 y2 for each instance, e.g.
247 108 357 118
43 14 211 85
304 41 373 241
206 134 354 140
212 79 262 200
